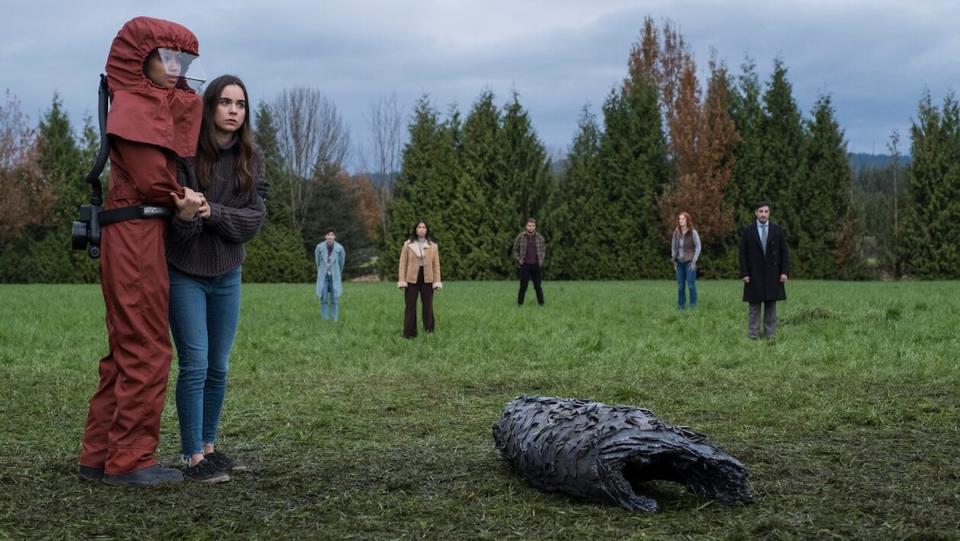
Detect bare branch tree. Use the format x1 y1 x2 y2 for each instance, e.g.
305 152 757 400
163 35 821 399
887 129 902 277
0 90 53 248
366 93 406 235
369 93 405 179
272 87 351 229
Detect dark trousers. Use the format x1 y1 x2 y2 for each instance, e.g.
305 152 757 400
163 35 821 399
748 301 777 339
404 268 434 338
518 263 544 305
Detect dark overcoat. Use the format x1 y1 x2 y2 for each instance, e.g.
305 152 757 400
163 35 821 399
739 222 789 303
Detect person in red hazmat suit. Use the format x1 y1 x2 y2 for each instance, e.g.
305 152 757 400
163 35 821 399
78 16 208 486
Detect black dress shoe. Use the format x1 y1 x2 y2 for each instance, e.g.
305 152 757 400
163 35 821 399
103 464 183 487
78 465 104 481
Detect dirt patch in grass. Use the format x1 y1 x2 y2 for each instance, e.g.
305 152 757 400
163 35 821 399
781 306 841 325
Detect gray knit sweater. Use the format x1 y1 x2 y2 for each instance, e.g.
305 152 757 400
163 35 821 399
167 140 267 277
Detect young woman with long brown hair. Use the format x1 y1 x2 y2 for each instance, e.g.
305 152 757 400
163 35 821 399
167 75 266 481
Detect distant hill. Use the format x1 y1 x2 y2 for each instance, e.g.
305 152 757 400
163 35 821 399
847 152 911 172
549 154 908 178
365 172 398 189
550 159 568 178
365 154 905 184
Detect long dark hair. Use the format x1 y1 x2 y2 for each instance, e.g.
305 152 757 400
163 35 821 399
408 220 434 243
196 75 255 192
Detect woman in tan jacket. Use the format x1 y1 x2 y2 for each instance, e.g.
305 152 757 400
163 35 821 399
398 220 442 338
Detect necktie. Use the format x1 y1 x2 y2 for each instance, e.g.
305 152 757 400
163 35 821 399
760 224 768 253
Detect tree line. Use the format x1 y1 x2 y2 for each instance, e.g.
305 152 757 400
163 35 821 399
383 18 958 280
2 17 958 282
0 87 381 283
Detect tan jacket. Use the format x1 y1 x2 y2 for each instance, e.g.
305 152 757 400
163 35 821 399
398 239 442 288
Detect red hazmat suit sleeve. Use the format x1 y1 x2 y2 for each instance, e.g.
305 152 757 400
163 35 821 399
109 137 185 206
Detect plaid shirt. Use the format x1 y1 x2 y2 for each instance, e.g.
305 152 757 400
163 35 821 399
513 232 546 265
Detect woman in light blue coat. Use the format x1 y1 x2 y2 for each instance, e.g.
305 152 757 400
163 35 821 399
315 228 346 321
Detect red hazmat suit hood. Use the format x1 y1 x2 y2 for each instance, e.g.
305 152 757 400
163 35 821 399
105 16 201 158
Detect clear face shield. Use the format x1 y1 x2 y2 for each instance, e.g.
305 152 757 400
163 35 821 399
150 48 206 92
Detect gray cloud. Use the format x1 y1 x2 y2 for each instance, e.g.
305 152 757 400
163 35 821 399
2 0 956 170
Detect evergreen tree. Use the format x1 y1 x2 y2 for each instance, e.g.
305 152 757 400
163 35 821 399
4 94 93 283
302 172 370 277
253 103 293 228
2 101 103 283
795 96 863 278
498 92 552 228
902 92 960 278
452 91 507 278
381 96 456 279
596 75 671 278
78 114 101 174
728 58 766 229
38 94 86 227
432 106 466 277
547 106 603 279
245 102 313 282
243 221 313 282
757 59 805 253
69 115 102 282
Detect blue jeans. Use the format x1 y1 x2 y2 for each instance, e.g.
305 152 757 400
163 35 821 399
675 261 697 309
168 266 241 458
320 275 339 321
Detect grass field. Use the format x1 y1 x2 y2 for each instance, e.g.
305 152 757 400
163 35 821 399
1 280 958 540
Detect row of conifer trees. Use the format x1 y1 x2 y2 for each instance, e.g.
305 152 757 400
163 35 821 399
2 18 957 282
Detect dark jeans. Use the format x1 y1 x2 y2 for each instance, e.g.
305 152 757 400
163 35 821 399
518 263 544 305
675 260 697 309
404 268 434 338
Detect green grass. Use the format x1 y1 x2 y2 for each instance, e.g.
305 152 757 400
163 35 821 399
1 280 958 540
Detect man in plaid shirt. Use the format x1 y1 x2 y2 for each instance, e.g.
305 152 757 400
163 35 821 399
512 218 546 306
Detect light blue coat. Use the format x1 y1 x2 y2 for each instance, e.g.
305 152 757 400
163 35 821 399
315 241 345 300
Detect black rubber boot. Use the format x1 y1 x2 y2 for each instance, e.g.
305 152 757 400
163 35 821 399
103 464 184 487
78 465 104 481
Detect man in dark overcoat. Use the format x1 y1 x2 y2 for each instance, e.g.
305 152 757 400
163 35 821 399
739 201 789 339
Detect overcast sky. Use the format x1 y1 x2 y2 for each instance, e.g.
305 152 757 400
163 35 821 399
2 0 957 170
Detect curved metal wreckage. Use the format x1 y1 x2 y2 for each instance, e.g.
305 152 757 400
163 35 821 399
492 395 755 512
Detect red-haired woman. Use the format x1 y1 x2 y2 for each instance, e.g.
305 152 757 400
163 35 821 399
670 212 701 309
